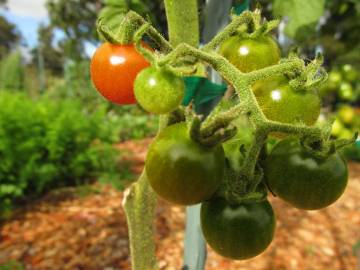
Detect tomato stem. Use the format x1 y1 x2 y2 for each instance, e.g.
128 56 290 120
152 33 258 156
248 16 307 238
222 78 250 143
121 1 201 269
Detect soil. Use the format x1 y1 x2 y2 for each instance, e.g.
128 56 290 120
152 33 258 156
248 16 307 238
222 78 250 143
0 138 359 270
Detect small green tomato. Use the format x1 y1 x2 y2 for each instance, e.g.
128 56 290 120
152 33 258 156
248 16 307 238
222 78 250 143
134 67 184 114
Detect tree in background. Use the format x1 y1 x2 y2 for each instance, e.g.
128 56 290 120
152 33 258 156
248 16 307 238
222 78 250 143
320 0 360 67
255 0 360 67
0 0 20 59
45 0 171 60
46 0 102 60
0 16 20 58
33 24 64 76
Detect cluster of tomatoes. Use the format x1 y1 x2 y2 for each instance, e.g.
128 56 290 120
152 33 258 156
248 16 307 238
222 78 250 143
90 32 349 260
90 42 185 114
321 64 360 102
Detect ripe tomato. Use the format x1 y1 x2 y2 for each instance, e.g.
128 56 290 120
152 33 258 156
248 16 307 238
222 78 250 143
134 67 185 114
145 123 224 205
201 198 276 260
265 139 348 210
219 35 280 73
90 42 150 104
252 76 321 126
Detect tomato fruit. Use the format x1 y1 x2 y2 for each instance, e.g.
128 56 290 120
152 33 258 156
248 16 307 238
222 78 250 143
265 139 348 210
342 64 358 82
90 42 150 104
219 35 280 73
331 118 344 137
134 67 185 114
338 105 355 125
201 197 275 260
145 123 224 205
252 76 321 126
338 82 353 101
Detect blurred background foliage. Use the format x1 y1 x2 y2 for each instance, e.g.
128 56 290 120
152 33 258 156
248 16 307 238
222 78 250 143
0 0 359 214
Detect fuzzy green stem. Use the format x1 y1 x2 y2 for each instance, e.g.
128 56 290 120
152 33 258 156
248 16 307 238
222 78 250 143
134 23 157 63
123 172 158 270
119 11 173 51
164 0 200 47
240 129 267 180
201 103 246 137
118 12 136 44
203 11 253 51
123 2 200 270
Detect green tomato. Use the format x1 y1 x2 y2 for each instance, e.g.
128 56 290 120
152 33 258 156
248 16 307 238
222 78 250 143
134 67 184 114
219 35 280 73
342 64 358 82
338 105 355 125
145 123 224 205
338 82 354 101
265 139 348 210
339 129 354 139
252 76 321 126
328 70 342 85
201 198 276 260
331 118 344 137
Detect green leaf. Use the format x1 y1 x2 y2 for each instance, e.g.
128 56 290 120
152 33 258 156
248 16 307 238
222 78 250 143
273 0 325 41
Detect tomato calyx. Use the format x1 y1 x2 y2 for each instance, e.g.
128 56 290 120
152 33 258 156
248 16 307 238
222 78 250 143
249 19 280 39
188 115 238 148
300 132 357 159
286 53 328 93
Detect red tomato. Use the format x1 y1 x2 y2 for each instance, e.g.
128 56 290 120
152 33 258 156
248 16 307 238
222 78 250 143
90 42 150 104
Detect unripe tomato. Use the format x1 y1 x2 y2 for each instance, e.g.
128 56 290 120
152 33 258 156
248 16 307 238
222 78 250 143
338 105 355 125
145 123 224 205
265 139 348 210
219 35 280 73
342 64 358 82
252 76 321 126
90 42 150 104
134 67 185 114
338 82 354 101
328 70 342 85
331 118 344 137
201 198 276 260
339 129 354 139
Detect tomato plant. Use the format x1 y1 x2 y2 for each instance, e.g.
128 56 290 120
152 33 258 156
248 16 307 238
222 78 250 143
265 139 348 210
219 35 280 73
145 123 225 205
134 67 185 114
90 42 150 104
91 6 354 269
252 76 321 126
201 197 275 260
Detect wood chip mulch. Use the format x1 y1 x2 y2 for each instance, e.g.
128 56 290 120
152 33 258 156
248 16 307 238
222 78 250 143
0 139 359 270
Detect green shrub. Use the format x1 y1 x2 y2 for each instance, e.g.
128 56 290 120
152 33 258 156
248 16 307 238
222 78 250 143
0 261 24 270
0 92 130 215
0 51 24 91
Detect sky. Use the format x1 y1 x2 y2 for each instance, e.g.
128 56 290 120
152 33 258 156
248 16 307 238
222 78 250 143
1 0 48 47
1 0 97 56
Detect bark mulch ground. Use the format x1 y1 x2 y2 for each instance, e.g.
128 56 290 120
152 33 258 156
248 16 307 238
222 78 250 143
0 138 359 270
